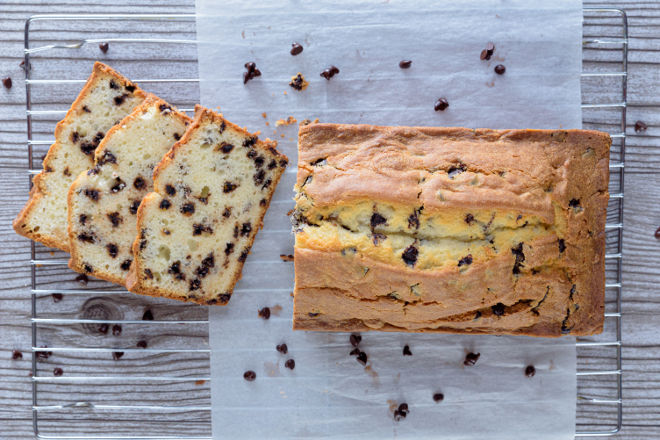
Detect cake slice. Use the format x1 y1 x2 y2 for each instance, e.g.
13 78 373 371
67 95 191 283
126 107 288 305
13 62 146 251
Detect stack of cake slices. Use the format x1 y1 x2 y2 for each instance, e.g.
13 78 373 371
14 62 288 305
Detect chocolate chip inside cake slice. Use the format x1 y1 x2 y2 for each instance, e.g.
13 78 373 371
13 62 146 251
126 106 288 305
67 95 191 284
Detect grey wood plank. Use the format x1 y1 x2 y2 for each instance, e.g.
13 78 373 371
1 0 659 438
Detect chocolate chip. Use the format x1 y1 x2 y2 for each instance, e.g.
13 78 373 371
181 202 195 215
77 232 95 243
218 293 231 304
401 245 418 267
137 340 148 349
464 352 480 366
114 94 128 106
107 212 123 227
112 351 124 360
243 370 256 381
83 264 93 273
447 164 466 178
111 178 126 193
492 302 505 316
258 307 271 320
99 43 109 53
168 261 182 275
120 259 132 271
238 249 249 263
80 141 95 156
290 42 304 56
2 77 12 89
189 278 201 291
486 42 495 53
159 199 171 210
82 105 91 113
220 142 234 154
399 60 412 69
276 343 288 354
433 393 444 403
634 120 648 133
11 350 23 360
465 213 474 224
243 136 257 148
223 242 235 256
308 312 319 318
240 222 252 236
71 131 80 143
84 188 99 201
78 214 88 226
53 367 63 376
480 49 491 60
130 200 140 215
525 365 536 377
19 60 30 72
112 324 122 336
569 199 580 208
254 169 266 185
511 242 525 274
142 310 154 320
393 403 409 421
350 334 362 347
370 213 386 228
144 269 153 279
285 359 295 370
193 224 213 236
434 98 449 111
655 226 660 239
109 79 119 89
458 254 473 267
356 351 368 366
223 181 238 193
159 103 172 114
320 65 340 80
243 62 262 84
403 345 412 356
35 347 52 361
98 323 109 334
558 239 566 253
494 64 506 75
106 243 118 258
133 177 146 190
289 73 308 91
474 311 482 320
173 133 181 141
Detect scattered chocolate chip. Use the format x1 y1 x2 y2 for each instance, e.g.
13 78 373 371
11 350 23 360
290 42 304 56
137 340 148 349
558 239 566 253
243 370 256 381
634 120 648 133
525 365 536 377
142 310 154 321
350 334 362 347
258 307 271 320
393 403 409 421
403 345 412 356
112 324 122 336
51 293 63 302
243 62 262 84
494 64 506 75
348 348 360 356
285 359 295 370
133 177 146 190
655 226 660 239
458 254 473 267
120 259 132 271
370 213 386 229
464 352 480 366
486 42 495 53
276 343 288 354
53 367 63 376
98 323 109 334
320 65 340 80
98 42 109 53
401 245 418 267
399 60 412 69
480 49 490 60
19 60 30 72
35 347 52 361
433 393 444 403
356 351 368 366
492 302 505 316
112 351 124 360
2 77 12 89
434 98 449 112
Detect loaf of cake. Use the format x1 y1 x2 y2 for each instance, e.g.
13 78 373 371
67 95 191 283
126 106 288 305
292 124 611 337
13 62 146 251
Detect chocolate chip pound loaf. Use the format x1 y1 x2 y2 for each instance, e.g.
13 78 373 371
67 95 191 283
126 107 288 305
292 124 611 337
13 62 146 251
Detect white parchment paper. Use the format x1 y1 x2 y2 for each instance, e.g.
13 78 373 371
195 0 582 438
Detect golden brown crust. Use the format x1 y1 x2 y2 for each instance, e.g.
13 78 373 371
126 107 288 304
293 124 611 336
13 62 146 251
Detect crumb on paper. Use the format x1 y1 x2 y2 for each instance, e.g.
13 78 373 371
261 112 267 118
299 118 319 126
290 292 294 298
195 379 206 385
241 30 245 39
271 304 283 316
276 116 297 127
289 73 308 91
283 91 287 95
387 399 398 413
264 361 281 377
280 254 294 262
281 134 285 138
254 130 261 136
286 208 294 216
266 121 270 126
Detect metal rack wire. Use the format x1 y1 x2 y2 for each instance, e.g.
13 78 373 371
23 9 626 439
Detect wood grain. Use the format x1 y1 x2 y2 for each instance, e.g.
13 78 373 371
1 1 659 438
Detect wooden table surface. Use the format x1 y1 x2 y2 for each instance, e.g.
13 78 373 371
1 0 658 438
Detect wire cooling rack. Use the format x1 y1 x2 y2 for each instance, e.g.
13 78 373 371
22 9 626 439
